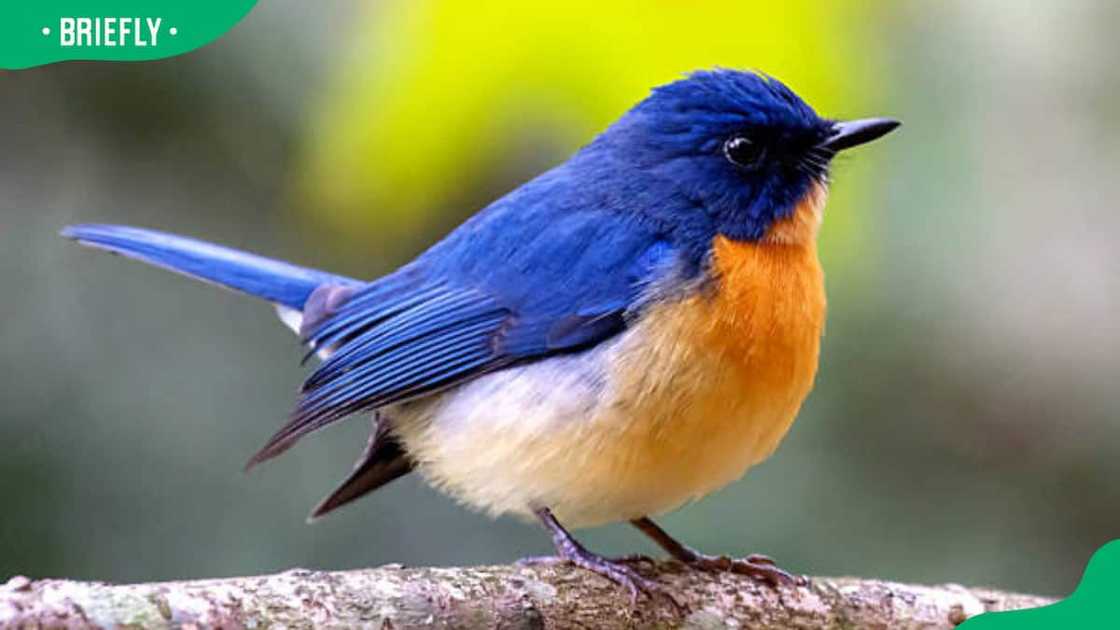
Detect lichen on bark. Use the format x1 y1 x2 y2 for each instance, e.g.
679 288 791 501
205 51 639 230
0 562 1051 629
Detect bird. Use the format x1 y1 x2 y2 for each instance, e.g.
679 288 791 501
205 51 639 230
62 69 898 604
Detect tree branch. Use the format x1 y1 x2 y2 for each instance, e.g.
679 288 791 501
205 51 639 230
0 562 1051 629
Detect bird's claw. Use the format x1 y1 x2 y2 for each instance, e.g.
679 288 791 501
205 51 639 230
612 553 658 566
685 553 805 587
601 561 668 609
524 551 684 612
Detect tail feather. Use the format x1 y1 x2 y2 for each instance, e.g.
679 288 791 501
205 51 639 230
61 224 360 310
307 415 412 520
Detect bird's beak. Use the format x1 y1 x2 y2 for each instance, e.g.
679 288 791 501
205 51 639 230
820 118 900 152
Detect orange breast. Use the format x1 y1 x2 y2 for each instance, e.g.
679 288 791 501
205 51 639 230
568 186 828 521
694 184 828 453
705 182 827 382
700 231 826 443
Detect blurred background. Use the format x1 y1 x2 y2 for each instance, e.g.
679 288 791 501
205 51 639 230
1 1 1117 599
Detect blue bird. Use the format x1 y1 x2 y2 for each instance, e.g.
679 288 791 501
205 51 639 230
62 69 898 603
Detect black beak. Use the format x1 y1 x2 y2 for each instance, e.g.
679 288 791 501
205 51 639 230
820 117 900 152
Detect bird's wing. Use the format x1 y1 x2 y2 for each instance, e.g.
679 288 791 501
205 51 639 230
246 202 681 467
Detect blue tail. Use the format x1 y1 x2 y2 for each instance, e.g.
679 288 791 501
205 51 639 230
61 224 360 310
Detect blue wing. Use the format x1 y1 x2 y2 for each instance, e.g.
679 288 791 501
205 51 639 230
248 168 683 466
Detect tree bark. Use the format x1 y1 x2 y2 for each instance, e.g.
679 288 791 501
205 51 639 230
0 562 1051 629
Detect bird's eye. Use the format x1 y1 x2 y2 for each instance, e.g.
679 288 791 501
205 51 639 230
723 135 765 170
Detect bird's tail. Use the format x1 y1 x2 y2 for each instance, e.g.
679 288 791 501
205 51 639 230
60 224 360 311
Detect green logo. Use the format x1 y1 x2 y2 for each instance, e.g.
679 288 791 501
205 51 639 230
1 0 258 69
962 540 1120 628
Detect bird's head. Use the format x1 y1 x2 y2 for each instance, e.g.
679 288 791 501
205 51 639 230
586 69 898 243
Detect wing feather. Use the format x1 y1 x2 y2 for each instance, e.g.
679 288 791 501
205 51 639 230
246 201 683 468
248 287 509 466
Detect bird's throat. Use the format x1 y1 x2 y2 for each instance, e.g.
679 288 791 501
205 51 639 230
762 182 827 246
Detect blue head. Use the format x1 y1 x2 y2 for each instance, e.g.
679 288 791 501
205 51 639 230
577 70 898 242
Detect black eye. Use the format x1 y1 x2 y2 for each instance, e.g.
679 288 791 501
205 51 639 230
723 135 766 170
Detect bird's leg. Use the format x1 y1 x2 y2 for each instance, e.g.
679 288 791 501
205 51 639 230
529 508 677 608
630 517 804 586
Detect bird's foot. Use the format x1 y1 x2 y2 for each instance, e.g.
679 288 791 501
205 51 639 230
562 546 683 611
531 508 684 612
628 517 806 588
682 551 806 587
518 553 680 611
